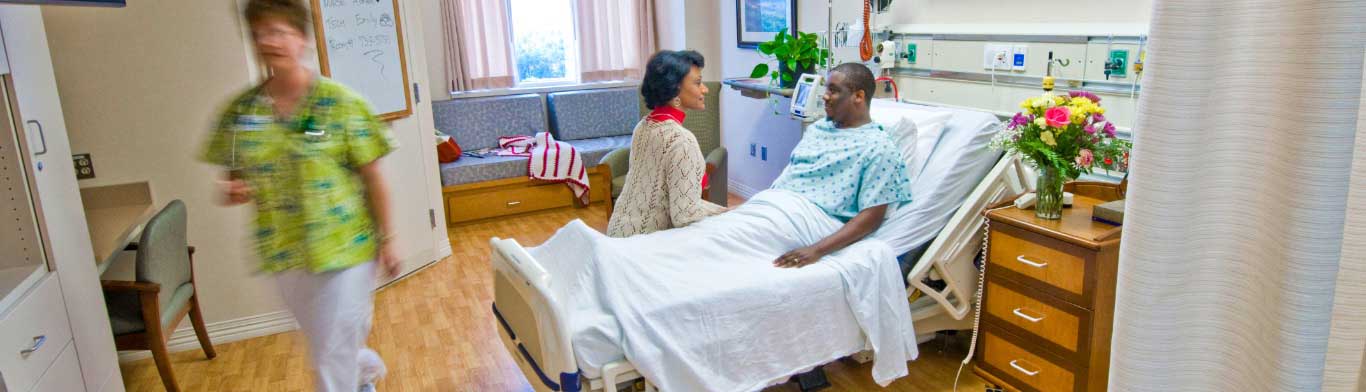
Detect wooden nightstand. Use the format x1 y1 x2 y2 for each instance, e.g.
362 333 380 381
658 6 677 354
974 189 1123 392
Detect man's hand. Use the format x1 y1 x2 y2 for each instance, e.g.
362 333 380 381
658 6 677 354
219 179 253 205
774 246 827 268
377 238 400 279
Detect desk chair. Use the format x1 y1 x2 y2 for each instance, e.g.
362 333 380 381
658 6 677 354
102 200 215 392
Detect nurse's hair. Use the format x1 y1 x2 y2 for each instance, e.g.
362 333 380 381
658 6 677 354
832 63 875 107
641 50 706 110
245 0 311 34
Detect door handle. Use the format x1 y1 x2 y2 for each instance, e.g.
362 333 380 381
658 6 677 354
26 120 47 156
1015 255 1048 268
19 335 46 356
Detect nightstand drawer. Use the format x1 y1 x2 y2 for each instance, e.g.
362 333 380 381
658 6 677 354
990 224 1090 301
984 278 1089 358
981 330 1080 392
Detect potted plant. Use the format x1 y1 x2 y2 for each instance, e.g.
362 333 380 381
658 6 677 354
748 28 830 88
992 91 1132 219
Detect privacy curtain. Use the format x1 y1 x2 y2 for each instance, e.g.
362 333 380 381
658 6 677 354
439 0 516 91
1109 1 1366 390
574 0 657 82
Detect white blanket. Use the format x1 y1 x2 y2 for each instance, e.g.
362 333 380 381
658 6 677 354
529 190 917 392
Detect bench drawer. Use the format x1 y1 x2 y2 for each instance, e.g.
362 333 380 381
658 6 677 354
448 182 573 224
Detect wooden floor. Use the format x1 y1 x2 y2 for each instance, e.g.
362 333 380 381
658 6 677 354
119 199 987 391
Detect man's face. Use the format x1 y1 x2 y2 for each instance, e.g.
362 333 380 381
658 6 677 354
822 71 863 124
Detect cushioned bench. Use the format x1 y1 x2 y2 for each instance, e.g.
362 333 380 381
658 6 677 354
434 89 639 225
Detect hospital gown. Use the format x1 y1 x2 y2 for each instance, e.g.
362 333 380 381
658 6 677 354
772 119 914 220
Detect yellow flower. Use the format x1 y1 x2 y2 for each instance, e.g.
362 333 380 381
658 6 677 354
1041 131 1057 146
1053 95 1065 105
1034 117 1047 127
1020 98 1033 109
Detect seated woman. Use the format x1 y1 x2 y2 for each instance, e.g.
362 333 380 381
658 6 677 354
607 50 726 238
770 62 914 268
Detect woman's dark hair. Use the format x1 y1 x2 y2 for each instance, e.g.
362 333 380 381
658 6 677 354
641 50 705 110
245 0 311 34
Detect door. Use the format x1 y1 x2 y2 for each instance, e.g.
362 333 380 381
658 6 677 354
0 62 49 316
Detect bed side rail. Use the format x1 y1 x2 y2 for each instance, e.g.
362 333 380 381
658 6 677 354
490 237 582 391
907 154 1029 320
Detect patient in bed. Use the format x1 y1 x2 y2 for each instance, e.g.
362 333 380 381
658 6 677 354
769 63 914 268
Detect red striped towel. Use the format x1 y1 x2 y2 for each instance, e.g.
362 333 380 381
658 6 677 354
497 133 590 199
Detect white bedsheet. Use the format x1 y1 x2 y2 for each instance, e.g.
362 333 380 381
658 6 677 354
528 189 918 392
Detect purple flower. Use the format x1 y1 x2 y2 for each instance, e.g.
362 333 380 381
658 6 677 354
1093 113 1107 124
1069 90 1101 103
1084 123 1097 135
1103 122 1117 137
1009 113 1032 129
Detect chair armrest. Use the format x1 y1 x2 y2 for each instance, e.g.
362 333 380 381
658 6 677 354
600 147 630 179
705 147 726 169
102 280 161 293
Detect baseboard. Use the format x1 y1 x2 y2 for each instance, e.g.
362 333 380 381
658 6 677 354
729 181 762 199
118 310 298 363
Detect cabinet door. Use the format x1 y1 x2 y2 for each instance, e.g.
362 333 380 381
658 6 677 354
0 5 121 392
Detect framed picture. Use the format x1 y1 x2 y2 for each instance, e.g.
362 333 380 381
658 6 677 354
736 0 797 49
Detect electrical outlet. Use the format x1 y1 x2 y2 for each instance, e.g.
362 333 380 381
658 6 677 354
72 153 95 180
750 143 757 157
983 44 1011 70
761 146 768 161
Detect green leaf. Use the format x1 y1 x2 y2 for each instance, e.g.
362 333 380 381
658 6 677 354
786 59 797 71
758 41 776 55
774 46 790 58
781 72 794 82
799 60 812 70
750 64 770 79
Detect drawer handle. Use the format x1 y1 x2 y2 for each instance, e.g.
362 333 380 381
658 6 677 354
19 335 46 356
1012 307 1045 323
1015 255 1048 268
1009 359 1040 377
506 201 522 207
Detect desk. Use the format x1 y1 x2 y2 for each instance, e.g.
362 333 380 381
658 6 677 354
79 182 155 276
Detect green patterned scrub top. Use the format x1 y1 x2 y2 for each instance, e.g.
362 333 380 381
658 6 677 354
201 77 398 273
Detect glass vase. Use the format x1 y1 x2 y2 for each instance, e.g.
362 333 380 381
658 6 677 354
1034 166 1065 220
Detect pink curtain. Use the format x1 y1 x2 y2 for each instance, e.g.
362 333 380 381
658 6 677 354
440 0 516 91
574 0 657 82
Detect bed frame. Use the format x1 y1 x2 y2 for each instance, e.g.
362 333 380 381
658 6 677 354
489 154 1031 392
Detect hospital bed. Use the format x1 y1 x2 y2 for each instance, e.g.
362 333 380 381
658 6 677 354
489 103 1031 391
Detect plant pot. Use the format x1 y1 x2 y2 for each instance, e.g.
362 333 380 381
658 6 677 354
778 62 815 89
1034 165 1066 220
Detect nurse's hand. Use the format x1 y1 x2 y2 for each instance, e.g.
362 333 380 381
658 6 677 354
774 246 826 268
219 179 253 205
377 239 400 279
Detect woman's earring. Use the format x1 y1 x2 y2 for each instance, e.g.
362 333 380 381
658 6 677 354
672 97 682 108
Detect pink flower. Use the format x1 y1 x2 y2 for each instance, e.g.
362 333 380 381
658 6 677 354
1103 122 1117 137
1084 123 1097 134
1044 107 1071 128
1075 149 1094 167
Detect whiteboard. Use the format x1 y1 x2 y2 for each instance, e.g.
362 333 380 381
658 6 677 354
312 0 412 120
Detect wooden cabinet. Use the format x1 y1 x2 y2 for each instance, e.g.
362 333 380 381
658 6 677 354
0 5 122 391
975 194 1121 392
442 165 613 226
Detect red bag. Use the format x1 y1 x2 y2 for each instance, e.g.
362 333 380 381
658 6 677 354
436 136 462 163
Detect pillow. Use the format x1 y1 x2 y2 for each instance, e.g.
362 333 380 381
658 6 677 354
875 116 919 175
904 111 952 178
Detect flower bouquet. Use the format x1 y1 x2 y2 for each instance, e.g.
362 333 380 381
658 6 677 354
992 91 1131 219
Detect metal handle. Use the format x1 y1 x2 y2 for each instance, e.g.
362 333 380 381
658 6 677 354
1009 359 1040 376
19 335 46 356
1016 255 1048 268
1013 307 1045 323
27 120 47 156
506 201 522 207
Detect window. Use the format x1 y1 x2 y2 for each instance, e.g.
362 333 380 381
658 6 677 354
508 0 579 86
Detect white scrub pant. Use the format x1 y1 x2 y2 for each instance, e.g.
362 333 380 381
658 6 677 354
276 261 387 392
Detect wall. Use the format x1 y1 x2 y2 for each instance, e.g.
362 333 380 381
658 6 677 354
41 0 449 354
420 1 449 100
718 0 1153 195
